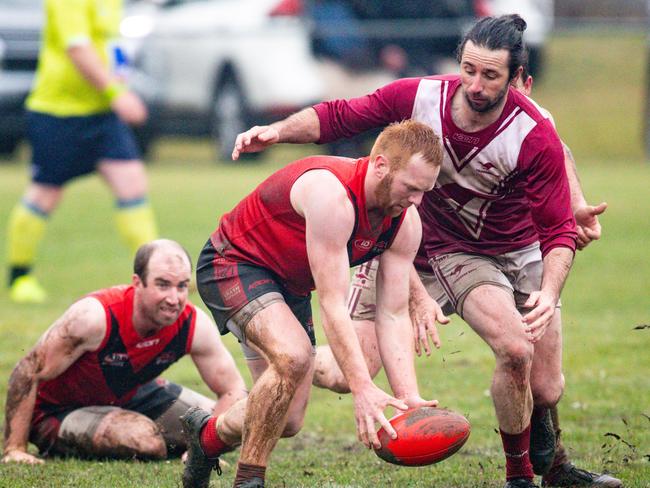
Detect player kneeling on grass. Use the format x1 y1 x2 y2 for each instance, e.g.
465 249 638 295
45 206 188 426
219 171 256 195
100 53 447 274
2 239 247 464
181 120 443 488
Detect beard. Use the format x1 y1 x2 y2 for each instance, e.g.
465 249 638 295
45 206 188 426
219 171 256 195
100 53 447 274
374 172 400 217
464 83 509 114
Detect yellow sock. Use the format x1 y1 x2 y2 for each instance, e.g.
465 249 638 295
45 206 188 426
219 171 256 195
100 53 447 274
7 201 48 268
114 198 158 255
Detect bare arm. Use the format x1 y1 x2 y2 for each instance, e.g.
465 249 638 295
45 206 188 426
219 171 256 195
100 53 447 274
67 44 147 125
2 298 106 463
522 246 574 342
231 107 320 160
562 142 608 250
409 265 449 356
375 207 438 407
189 309 247 417
291 170 407 449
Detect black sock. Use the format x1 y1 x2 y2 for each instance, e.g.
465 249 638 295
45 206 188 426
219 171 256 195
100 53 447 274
9 266 30 286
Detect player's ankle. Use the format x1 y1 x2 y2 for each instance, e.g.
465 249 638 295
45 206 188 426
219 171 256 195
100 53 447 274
234 462 265 487
199 416 231 457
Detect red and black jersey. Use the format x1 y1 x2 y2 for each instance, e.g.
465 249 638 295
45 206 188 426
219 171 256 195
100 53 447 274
211 155 406 296
32 285 196 426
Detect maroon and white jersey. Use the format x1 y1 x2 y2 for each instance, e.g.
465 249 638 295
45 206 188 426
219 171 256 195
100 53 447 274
314 74 577 260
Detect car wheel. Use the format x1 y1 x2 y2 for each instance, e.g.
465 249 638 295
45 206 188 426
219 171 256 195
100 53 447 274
212 75 258 162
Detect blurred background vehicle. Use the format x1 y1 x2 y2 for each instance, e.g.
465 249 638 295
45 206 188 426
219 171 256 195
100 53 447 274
0 0 41 157
0 0 554 161
133 0 324 161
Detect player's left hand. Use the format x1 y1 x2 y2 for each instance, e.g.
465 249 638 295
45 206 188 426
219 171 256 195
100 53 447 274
522 290 557 342
400 394 439 410
574 202 607 250
409 293 450 356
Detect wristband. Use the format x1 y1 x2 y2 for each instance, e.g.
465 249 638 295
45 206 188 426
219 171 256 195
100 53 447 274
103 81 126 103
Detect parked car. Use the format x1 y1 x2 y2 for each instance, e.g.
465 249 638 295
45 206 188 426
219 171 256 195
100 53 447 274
131 0 324 160
0 0 41 156
0 0 324 161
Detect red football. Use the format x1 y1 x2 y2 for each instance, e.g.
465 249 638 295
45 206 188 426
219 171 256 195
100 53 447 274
375 407 470 466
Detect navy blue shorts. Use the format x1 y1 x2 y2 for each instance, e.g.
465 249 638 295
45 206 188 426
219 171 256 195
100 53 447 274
27 110 140 186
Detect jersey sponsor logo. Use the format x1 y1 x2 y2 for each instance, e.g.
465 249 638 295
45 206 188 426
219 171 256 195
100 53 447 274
155 351 177 366
248 279 274 291
451 132 480 145
135 338 160 349
354 239 373 251
101 352 130 367
371 241 388 253
475 161 498 176
222 283 242 301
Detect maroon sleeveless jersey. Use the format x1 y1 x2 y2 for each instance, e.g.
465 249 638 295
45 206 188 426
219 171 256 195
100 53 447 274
32 285 197 425
211 156 407 296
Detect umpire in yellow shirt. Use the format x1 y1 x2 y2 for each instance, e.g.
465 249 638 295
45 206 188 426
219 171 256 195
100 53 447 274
7 0 157 303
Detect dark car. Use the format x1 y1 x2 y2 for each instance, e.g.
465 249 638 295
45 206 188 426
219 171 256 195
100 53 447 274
0 0 41 156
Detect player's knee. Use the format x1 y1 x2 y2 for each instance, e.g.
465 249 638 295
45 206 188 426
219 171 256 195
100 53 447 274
128 417 167 459
137 432 167 459
98 411 168 460
533 372 565 407
498 339 534 372
274 348 312 385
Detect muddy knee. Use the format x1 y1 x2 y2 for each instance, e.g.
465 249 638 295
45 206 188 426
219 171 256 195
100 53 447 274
93 409 167 459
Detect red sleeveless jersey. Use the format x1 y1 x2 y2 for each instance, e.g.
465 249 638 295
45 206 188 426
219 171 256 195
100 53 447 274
32 285 197 425
211 156 407 296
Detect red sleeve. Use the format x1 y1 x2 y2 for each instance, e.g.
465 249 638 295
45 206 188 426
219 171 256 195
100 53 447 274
519 120 577 256
313 77 422 144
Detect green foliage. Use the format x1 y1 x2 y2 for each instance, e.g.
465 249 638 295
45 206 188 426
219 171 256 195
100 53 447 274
0 30 648 487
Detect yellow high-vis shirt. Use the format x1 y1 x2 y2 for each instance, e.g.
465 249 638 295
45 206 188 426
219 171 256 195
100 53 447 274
26 0 123 116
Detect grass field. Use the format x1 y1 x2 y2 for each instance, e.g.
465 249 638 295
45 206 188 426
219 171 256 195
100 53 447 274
0 30 649 487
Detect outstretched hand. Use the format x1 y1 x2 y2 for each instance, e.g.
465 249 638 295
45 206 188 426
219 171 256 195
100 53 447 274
410 293 450 356
574 202 607 250
231 125 280 160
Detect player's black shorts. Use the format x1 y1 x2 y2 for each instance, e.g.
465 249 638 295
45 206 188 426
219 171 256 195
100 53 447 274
27 110 140 186
30 379 183 457
196 238 315 357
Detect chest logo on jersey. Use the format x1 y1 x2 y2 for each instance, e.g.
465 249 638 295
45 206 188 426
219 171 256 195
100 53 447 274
136 338 160 349
451 132 480 145
101 352 130 367
155 352 177 366
354 239 373 251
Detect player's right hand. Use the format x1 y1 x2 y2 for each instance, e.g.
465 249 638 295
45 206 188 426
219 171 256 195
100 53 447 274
352 383 408 450
112 90 148 126
1 449 44 464
410 293 450 356
232 125 280 160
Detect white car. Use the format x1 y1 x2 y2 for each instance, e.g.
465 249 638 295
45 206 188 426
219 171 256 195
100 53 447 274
126 0 324 160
